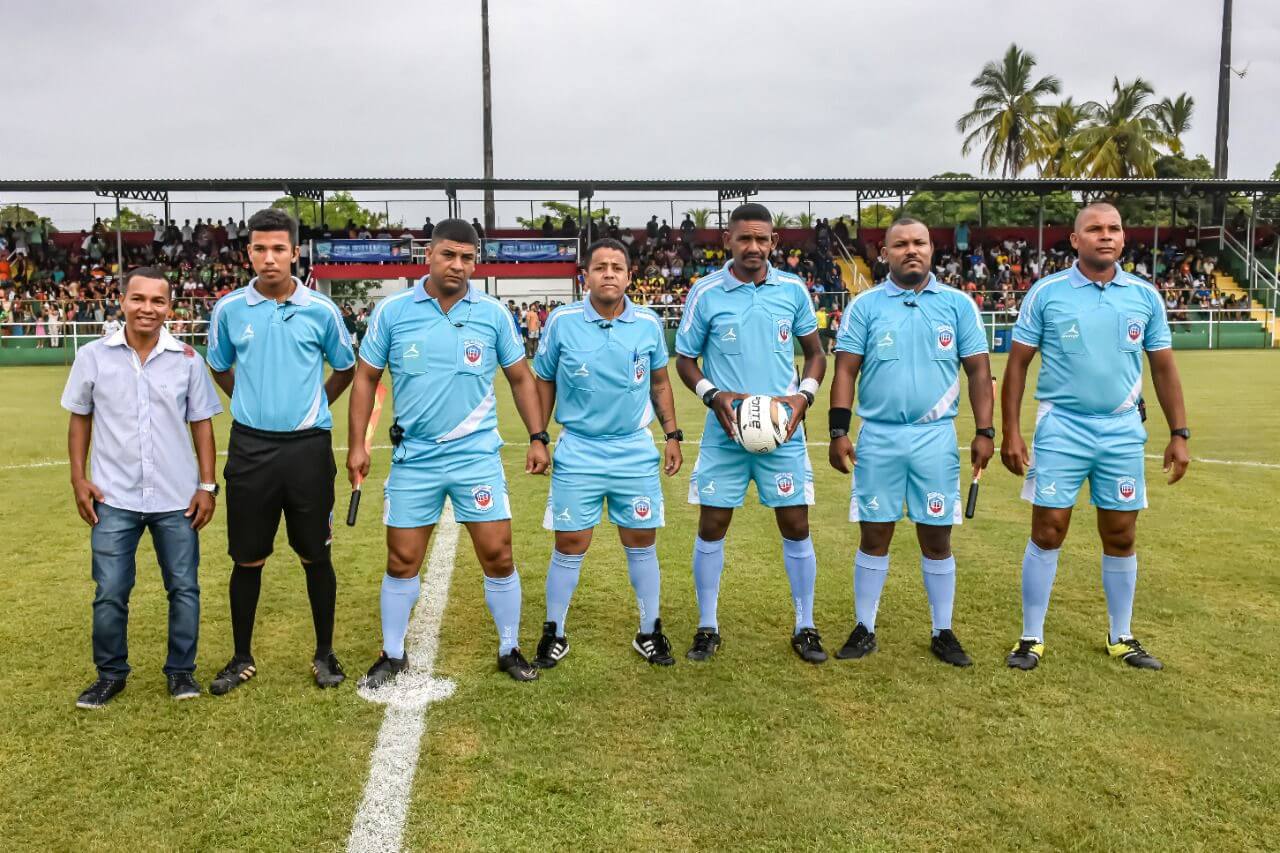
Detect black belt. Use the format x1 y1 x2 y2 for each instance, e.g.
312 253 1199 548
231 421 330 441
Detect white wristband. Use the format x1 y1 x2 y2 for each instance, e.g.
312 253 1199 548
799 378 821 397
695 379 716 399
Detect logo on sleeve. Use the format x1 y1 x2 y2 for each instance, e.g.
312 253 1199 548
776 318 792 344
472 484 495 511
1125 319 1144 343
936 324 955 350
926 491 946 518
631 496 653 520
463 339 485 367
1117 476 1137 502
775 472 795 497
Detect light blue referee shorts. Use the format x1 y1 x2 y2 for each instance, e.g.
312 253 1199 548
383 443 511 528
1021 403 1148 511
543 467 665 531
849 419 962 526
688 429 814 509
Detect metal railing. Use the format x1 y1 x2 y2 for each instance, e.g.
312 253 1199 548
0 320 210 352
832 234 871 292
1199 225 1280 310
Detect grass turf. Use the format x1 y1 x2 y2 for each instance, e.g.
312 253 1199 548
0 350 1277 851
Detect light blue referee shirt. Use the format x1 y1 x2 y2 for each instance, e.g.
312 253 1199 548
675 261 817 443
533 294 667 471
1013 261 1172 416
61 327 223 513
207 277 355 431
835 275 988 424
359 277 525 455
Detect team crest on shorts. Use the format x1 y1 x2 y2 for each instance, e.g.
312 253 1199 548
632 496 653 520
776 318 792 345
775 472 795 497
1117 476 1137 502
472 484 495 511
936 324 955 350
1125 319 1143 343
633 351 647 384
463 339 485 367
926 491 946 517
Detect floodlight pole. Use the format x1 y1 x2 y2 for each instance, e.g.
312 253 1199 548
1153 193 1160 280
114 195 124 276
1036 196 1044 267
481 0 496 231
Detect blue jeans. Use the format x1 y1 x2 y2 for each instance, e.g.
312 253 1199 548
90 503 201 678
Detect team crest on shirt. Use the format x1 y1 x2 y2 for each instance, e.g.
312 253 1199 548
463 339 485 366
632 496 653 520
472 484 495 511
936 324 955 350
775 472 795 497
776 318 792 344
926 491 946 517
633 351 647 384
1117 477 1137 502
1126 319 1144 343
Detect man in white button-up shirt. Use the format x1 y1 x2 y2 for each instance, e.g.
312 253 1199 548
61 267 223 710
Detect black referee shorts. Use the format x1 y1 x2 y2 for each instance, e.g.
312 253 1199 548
223 422 337 564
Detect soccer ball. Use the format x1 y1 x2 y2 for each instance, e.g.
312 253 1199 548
734 395 790 454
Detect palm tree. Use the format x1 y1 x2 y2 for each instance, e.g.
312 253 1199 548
956 44 1061 177
1157 93 1195 156
684 208 713 228
1028 99 1087 177
796 212 816 229
772 211 797 229
1070 77 1171 178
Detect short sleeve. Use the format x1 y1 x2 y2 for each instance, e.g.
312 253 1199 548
531 311 561 380
322 303 356 370
792 287 818 336
956 294 989 357
646 314 669 369
206 299 235 371
835 297 869 355
674 283 710 357
495 303 525 368
359 300 392 369
60 348 97 415
186 354 224 421
1144 289 1173 351
1012 283 1047 347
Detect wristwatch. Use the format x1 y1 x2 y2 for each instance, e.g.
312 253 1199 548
800 390 816 406
829 428 849 439
1170 428 1191 440
530 431 551 446
975 427 996 440
198 482 220 496
665 429 684 442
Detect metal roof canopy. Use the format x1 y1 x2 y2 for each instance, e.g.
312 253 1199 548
1 176 1278 198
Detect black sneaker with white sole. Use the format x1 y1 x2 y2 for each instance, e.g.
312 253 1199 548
930 629 973 667
167 673 201 700
312 652 346 688
498 648 539 681
76 676 126 709
835 623 877 660
686 627 722 661
362 651 409 690
791 627 828 663
633 619 675 666
533 621 569 669
209 656 257 696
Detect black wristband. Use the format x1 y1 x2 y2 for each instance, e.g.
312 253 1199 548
530 431 551 446
829 407 852 433
800 390 815 407
975 427 996 439
701 387 720 407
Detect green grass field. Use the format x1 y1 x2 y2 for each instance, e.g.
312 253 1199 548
2 351 1278 851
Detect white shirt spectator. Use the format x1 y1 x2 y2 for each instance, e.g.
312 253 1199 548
102 318 122 337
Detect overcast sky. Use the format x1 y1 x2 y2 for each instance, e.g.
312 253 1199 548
5 0 1278 226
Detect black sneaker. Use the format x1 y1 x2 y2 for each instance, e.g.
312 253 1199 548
791 627 828 663
1106 635 1164 670
930 629 973 667
167 673 201 700
533 621 569 669
835 623 877 660
497 648 539 682
362 651 408 690
686 627 721 661
1006 638 1044 670
633 619 676 666
209 656 257 696
312 652 346 688
76 676 126 709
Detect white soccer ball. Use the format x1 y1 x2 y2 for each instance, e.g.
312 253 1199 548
734 394 790 454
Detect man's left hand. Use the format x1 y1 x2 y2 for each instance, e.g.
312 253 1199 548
779 394 809 442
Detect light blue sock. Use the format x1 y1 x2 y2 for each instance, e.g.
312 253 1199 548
692 536 725 631
1021 540 1061 641
854 550 890 632
921 555 956 636
380 573 421 659
1102 553 1138 643
624 544 661 634
544 550 584 637
484 570 522 655
782 536 817 631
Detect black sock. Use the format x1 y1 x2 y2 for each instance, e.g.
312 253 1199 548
229 563 262 659
304 557 337 660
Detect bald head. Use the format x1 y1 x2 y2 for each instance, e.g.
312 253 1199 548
1074 201 1121 232
1070 202 1124 274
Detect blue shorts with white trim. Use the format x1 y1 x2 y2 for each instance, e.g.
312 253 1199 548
1021 404 1147 511
848 419 961 526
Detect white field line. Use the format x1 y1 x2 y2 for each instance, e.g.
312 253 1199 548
347 506 461 853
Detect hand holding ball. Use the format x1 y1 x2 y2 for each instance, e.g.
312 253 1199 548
734 395 791 454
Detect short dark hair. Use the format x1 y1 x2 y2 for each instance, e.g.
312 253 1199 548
247 208 299 247
885 217 930 243
729 202 772 226
583 238 629 267
1074 201 1121 231
122 266 171 296
430 218 480 247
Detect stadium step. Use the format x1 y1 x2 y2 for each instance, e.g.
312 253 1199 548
835 255 875 293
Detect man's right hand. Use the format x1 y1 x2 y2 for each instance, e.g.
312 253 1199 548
1001 432 1030 476
829 435 856 474
72 477 104 525
346 447 371 489
709 391 749 441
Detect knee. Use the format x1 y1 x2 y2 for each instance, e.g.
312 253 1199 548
555 531 592 556
697 520 729 542
94 574 134 603
1031 519 1068 551
1101 528 1136 555
386 546 423 578
778 519 810 540
919 536 952 561
476 541 514 576
858 525 894 556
